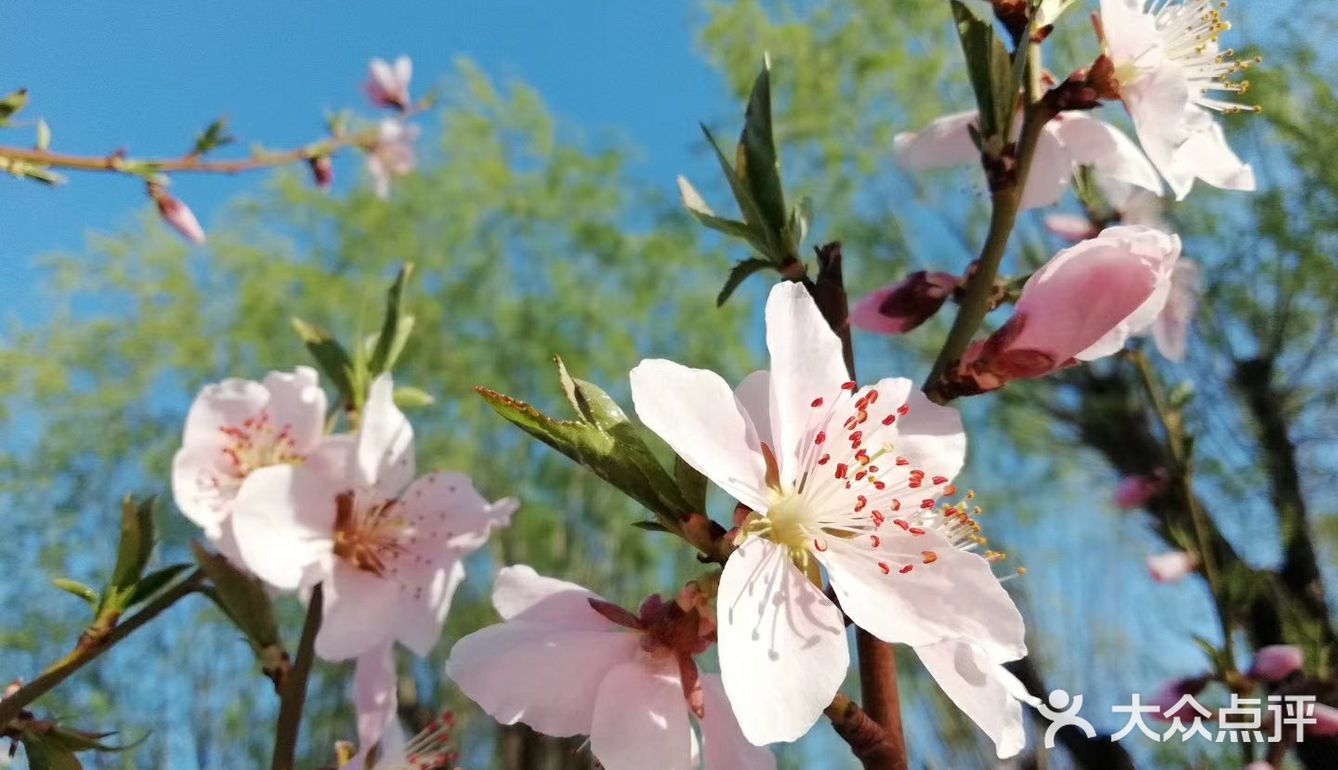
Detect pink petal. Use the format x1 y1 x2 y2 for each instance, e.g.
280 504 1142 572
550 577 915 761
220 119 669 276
181 378 270 447
1043 213 1098 243
1050 113 1162 198
890 381 969 483
1019 124 1074 209
1248 645 1304 682
699 674 776 770
1150 259 1199 362
444 619 641 737
732 370 773 451
915 640 1028 758
590 661 694 770
316 559 402 661
230 464 337 591
630 359 768 512
356 374 415 499
717 537 849 745
491 564 610 627
1113 473 1165 508
1314 703 1338 736
765 281 851 483
1147 551 1196 583
347 642 398 770
849 272 960 336
819 529 1025 662
892 110 981 171
258 366 327 452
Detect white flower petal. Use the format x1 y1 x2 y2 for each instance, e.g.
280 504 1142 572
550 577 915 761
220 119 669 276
893 110 981 170
733 370 773 452
700 674 776 770
717 537 849 745
231 465 336 591
1051 113 1163 197
316 560 402 661
915 640 1027 759
445 620 641 736
491 564 609 627
357 374 415 499
630 359 769 511
259 366 327 451
590 661 694 770
348 642 398 770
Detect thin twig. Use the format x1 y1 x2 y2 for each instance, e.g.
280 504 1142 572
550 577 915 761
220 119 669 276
271 584 324 770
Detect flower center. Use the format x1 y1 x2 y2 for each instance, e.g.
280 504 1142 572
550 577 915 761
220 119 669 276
762 489 817 552
218 411 304 479
1142 0 1259 114
332 491 407 576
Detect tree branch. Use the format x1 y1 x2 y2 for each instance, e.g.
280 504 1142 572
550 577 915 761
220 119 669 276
271 584 323 770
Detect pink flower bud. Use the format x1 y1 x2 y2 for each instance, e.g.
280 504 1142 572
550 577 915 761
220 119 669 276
148 184 205 244
1248 644 1304 682
850 271 960 335
1147 551 1196 584
307 155 334 190
1245 762 1274 770
1113 471 1166 508
366 119 419 199
365 56 412 111
1314 702 1338 736
1043 213 1099 243
957 225 1181 392
1149 675 1208 719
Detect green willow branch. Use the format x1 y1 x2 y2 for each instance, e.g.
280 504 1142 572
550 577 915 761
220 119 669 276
271 583 323 770
0 569 205 727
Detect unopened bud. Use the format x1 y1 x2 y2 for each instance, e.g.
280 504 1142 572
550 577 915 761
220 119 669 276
1147 551 1197 584
148 183 205 245
850 271 960 336
1248 644 1304 682
308 155 334 190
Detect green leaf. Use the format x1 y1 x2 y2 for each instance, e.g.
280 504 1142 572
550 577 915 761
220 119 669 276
674 455 708 513
292 316 357 409
676 176 770 254
701 125 778 261
191 542 281 651
124 564 191 609
631 520 671 533
108 496 154 592
51 578 98 606
950 1 1016 150
0 88 29 126
716 258 774 306
21 733 81 770
478 361 692 524
737 59 788 245
191 118 235 156
39 726 140 754
392 385 435 409
368 263 415 375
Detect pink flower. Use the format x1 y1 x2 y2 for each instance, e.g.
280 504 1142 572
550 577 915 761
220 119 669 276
172 367 332 559
851 271 960 335
1147 551 1196 583
1113 471 1166 508
365 56 413 111
367 119 419 200
1314 703 1338 736
893 110 1161 209
630 282 1026 752
957 225 1182 391
230 374 518 660
149 184 206 245
1147 259 1199 362
1148 675 1207 719
1043 213 1099 243
1098 0 1256 199
1245 763 1274 770
446 566 773 770
348 644 458 770
1249 645 1304 682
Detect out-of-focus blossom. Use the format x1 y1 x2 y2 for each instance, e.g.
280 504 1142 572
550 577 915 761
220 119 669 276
1249 644 1304 683
172 367 330 561
630 282 1027 754
893 110 1161 209
308 155 334 190
1313 703 1338 736
367 119 419 200
1244 763 1274 770
1098 0 1257 199
1113 471 1167 508
1043 213 1099 243
850 271 960 335
1147 551 1196 583
365 56 413 111
957 226 1182 392
447 566 773 770
1149 675 1207 718
149 183 206 244
1147 259 1199 362
231 374 518 660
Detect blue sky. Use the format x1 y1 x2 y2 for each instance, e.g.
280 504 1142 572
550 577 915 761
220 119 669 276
0 1 727 318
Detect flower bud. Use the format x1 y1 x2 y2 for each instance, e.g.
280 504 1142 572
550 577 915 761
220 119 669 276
1147 551 1196 584
1314 703 1338 736
1113 471 1167 509
850 271 960 335
307 155 334 190
1149 675 1208 719
148 183 205 244
1248 645 1304 682
955 226 1180 393
365 56 412 111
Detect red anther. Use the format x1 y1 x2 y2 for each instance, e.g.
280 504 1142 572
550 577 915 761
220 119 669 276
849 430 863 444
855 449 871 465
815 431 826 445
932 475 949 485
897 404 911 415
898 565 913 574
895 456 909 466
811 397 824 407
894 518 910 531
873 480 886 490
878 562 891 575
835 463 848 479
921 499 935 509
817 453 831 465
922 550 939 564
857 410 869 424
882 414 897 425
871 510 885 527
890 500 901 511
854 495 868 512
813 538 828 552
909 527 926 536
854 470 868 481
844 416 859 431
908 481 921 489
868 465 880 473
943 484 957 496
870 534 882 548
842 381 858 391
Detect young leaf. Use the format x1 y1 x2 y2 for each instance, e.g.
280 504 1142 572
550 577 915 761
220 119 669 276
675 454 708 513
191 542 281 653
191 118 235 156
716 258 774 306
0 88 29 126
737 59 788 243
950 1 1016 150
109 495 154 592
392 385 435 409
292 316 357 409
124 564 192 609
51 578 98 606
701 125 778 261
20 733 82 770
368 263 415 375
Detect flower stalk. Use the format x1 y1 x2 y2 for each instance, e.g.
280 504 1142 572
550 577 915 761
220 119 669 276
270 584 323 770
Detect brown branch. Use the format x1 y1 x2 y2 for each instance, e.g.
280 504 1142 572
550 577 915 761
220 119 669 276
270 584 323 770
